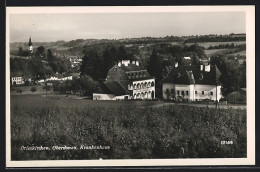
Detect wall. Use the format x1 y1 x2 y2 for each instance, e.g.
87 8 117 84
131 79 155 99
93 94 129 100
93 93 115 100
162 83 222 101
175 84 194 100
194 85 222 101
162 83 175 99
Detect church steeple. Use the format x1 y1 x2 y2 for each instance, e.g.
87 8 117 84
28 37 32 46
28 37 33 53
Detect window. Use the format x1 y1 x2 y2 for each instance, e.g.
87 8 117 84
181 91 184 96
202 91 204 95
195 91 197 94
177 90 180 95
171 89 174 93
210 91 213 96
166 89 169 93
186 91 189 95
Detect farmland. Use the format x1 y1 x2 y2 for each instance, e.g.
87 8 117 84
11 95 247 160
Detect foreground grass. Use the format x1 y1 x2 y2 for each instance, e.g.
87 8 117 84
11 100 247 160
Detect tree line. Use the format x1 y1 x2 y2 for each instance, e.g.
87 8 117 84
10 46 71 80
185 35 246 43
207 43 246 50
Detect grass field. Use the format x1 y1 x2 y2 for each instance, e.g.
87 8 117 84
204 49 227 56
10 94 247 160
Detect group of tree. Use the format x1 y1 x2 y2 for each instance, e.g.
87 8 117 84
80 44 138 81
53 75 99 96
207 43 246 50
210 55 246 96
11 46 71 81
185 35 246 43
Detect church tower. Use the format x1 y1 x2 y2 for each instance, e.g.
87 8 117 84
28 37 33 53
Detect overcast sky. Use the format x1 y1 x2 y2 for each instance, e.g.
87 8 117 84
9 12 245 42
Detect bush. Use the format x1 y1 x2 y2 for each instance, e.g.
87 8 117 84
16 89 22 93
30 86 37 92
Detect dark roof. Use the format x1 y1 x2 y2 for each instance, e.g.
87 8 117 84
101 81 129 96
106 63 154 82
120 63 146 72
162 65 221 85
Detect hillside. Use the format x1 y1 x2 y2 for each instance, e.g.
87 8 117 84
10 33 246 58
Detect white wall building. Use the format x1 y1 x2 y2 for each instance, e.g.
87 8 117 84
11 77 24 85
93 60 155 100
162 64 222 101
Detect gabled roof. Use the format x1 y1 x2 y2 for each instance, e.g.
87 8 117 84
101 81 129 96
162 65 221 85
106 63 154 82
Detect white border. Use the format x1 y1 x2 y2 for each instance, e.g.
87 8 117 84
6 6 255 167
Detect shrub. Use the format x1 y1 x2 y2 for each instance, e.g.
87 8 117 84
30 86 37 92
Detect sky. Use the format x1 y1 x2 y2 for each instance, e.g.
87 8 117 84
9 12 246 42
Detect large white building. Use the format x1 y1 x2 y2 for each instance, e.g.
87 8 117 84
93 60 155 100
162 64 222 101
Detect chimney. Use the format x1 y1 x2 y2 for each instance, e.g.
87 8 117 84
175 62 178 67
118 62 122 67
200 65 203 71
136 61 139 66
205 64 210 72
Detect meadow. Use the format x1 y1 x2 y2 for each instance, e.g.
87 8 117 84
10 95 247 160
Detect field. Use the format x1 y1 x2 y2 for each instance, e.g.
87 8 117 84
10 95 247 160
204 49 227 56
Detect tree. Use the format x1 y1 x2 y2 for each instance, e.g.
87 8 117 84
147 49 163 81
30 86 37 92
79 75 99 96
37 46 45 55
210 55 242 96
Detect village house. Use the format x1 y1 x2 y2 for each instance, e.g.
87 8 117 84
11 77 24 85
162 63 222 101
93 60 155 100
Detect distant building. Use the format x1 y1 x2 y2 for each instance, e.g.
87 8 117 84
93 60 155 100
162 63 222 101
28 37 33 53
184 56 191 60
11 77 24 85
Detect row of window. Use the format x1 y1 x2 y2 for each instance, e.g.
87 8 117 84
127 71 146 79
129 81 155 90
166 89 214 96
12 77 22 80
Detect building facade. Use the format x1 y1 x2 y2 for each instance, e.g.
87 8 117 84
11 77 24 85
93 60 155 100
162 64 222 101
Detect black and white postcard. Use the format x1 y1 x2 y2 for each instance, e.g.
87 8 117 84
6 6 255 167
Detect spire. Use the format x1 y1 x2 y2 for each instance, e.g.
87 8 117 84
28 37 32 46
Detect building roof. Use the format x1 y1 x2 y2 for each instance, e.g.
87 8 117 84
99 81 129 96
119 63 146 72
106 62 154 83
162 65 221 85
